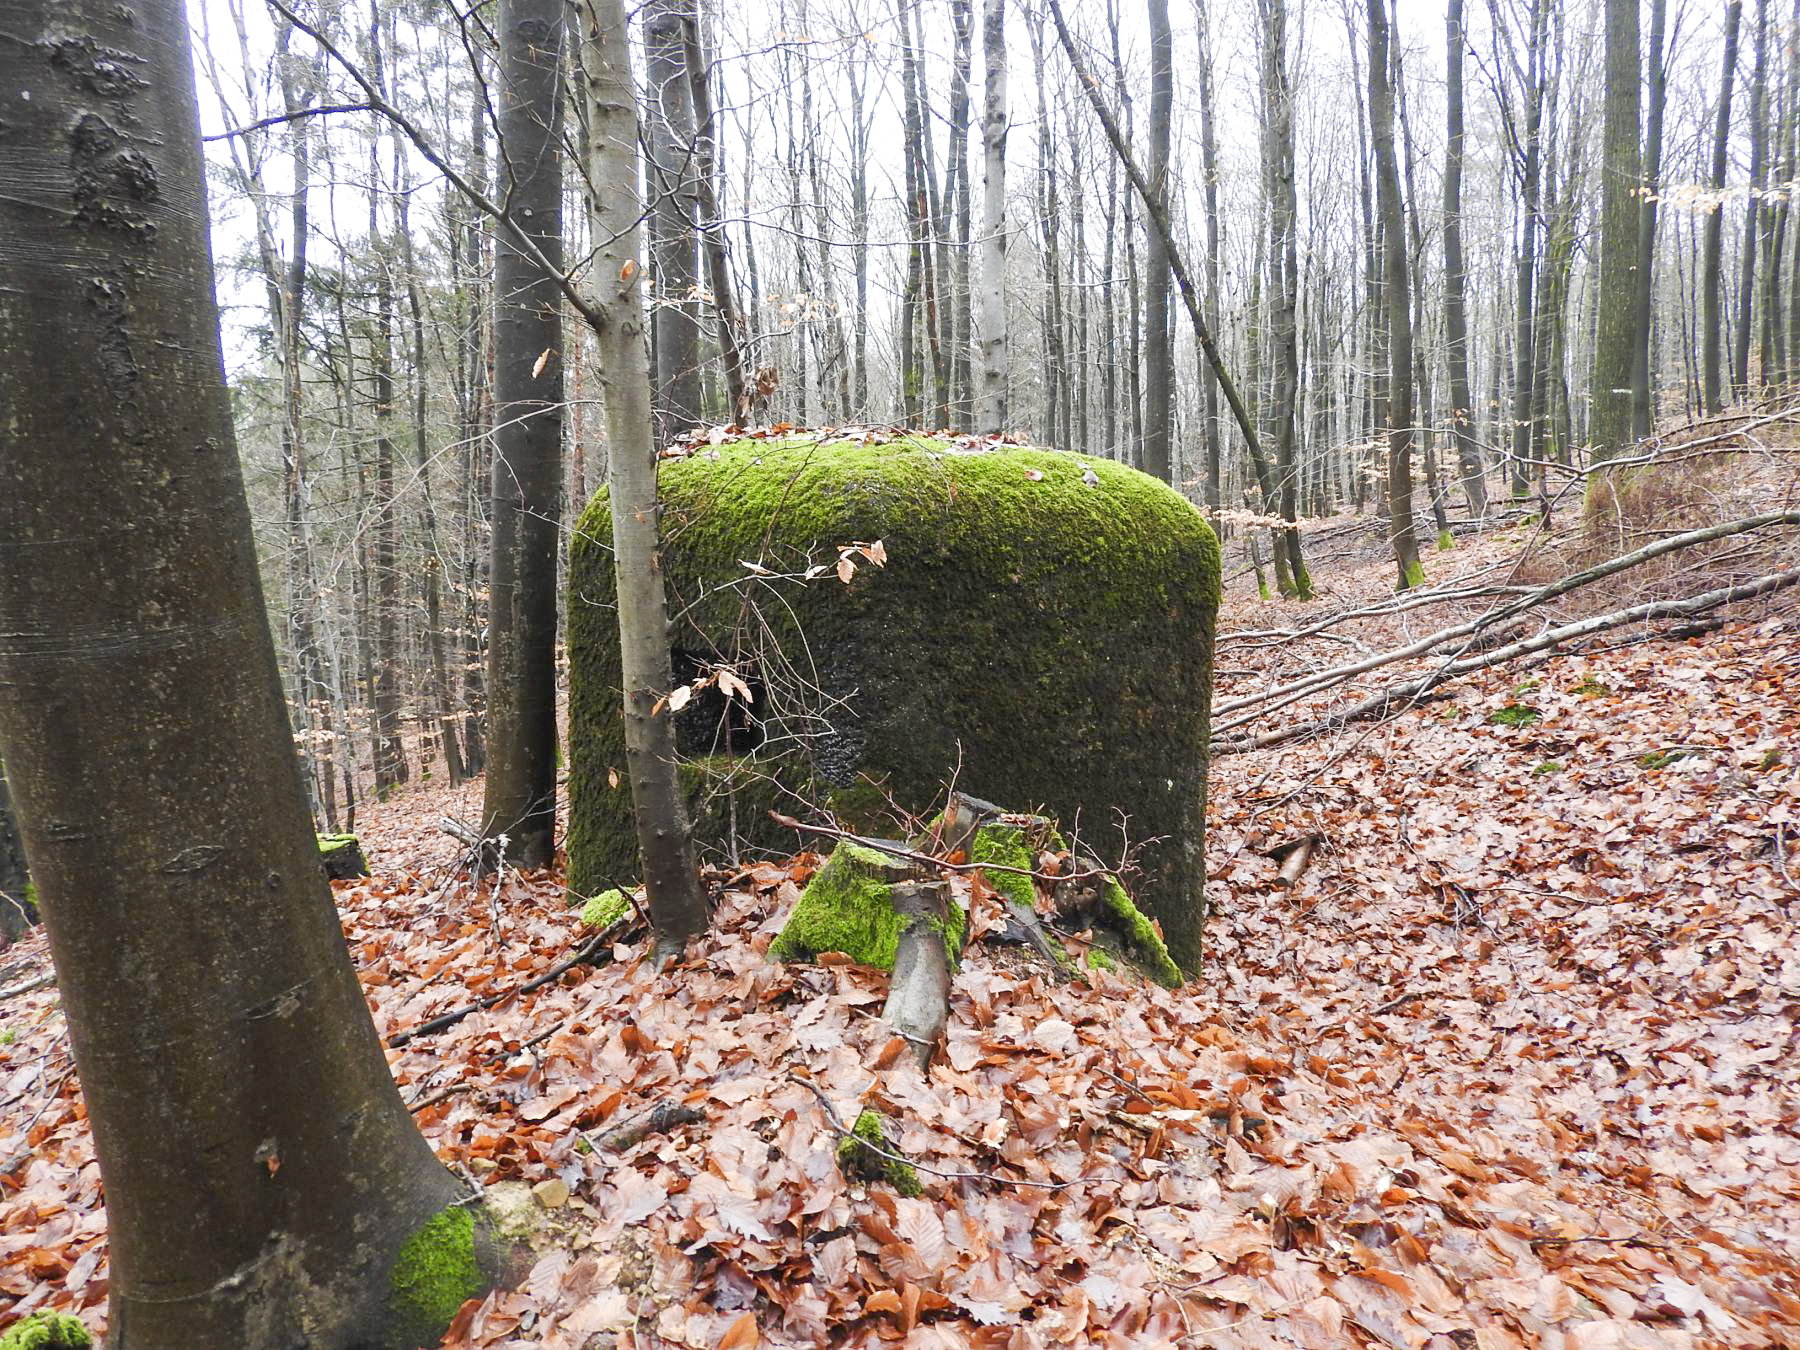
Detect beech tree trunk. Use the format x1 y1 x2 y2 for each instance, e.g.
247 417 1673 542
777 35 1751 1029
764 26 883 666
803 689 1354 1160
577 0 710 953
1735 0 1769 397
972 0 1008 432
1369 0 1420 587
1589 0 1642 458
480 0 565 867
1443 0 1487 515
1194 0 1224 510
1632 0 1669 439
1142 0 1174 483
646 0 703 439
1703 1 1743 414
0 0 493 1339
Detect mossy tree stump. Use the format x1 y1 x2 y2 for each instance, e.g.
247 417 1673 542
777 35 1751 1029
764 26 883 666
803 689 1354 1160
567 438 1219 971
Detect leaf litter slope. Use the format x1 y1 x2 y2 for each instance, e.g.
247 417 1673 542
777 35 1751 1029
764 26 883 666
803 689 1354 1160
0 558 1797 1348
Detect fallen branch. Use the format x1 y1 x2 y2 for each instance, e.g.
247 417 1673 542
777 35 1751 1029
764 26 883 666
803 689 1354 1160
1216 569 1800 755
589 1098 705 1152
1213 512 1800 734
0 969 54 1001
387 914 631 1048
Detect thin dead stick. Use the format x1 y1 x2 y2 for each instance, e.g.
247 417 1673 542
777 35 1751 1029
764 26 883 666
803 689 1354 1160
0 970 55 1001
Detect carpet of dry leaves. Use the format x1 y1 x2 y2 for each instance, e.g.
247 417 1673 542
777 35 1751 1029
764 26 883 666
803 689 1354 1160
1 504 1797 1349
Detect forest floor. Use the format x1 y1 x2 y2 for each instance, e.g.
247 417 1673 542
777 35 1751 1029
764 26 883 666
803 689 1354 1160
2 449 1798 1348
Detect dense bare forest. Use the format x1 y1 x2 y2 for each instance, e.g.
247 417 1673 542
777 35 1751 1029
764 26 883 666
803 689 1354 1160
182 0 1783 812
4 0 1800 1344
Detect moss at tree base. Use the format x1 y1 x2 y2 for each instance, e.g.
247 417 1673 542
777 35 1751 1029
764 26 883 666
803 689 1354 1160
0 1314 91 1349
1097 877 1184 988
836 1111 923 1196
385 1203 483 1349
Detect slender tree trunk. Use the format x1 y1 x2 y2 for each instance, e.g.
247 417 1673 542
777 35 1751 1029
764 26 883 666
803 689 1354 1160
1370 0 1420 586
948 0 975 424
1509 0 1550 496
1195 0 1223 511
480 0 565 867
1444 0 1486 514
1704 1 1743 413
681 12 749 420
1142 0 1174 482
1260 0 1308 593
576 0 709 952
972 0 1008 432
0 0 499 1338
1590 0 1643 457
1632 0 1669 438
646 0 702 439
1735 0 1770 396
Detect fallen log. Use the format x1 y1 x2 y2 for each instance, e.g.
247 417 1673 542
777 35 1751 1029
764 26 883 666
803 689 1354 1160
591 1098 704 1152
1216 568 1799 755
1213 511 1800 734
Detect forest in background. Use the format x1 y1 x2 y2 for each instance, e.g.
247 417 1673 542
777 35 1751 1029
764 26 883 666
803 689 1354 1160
188 0 1787 818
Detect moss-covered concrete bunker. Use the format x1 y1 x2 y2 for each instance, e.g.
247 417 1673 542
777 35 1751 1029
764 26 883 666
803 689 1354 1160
567 438 1220 970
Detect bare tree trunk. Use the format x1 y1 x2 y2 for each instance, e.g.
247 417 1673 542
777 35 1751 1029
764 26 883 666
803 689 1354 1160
972 0 1009 432
1142 0 1174 482
948 0 975 424
1590 0 1643 457
1735 0 1769 396
1443 0 1487 515
1632 0 1669 438
681 11 749 421
1369 0 1420 587
480 0 565 867
1259 0 1309 594
1194 0 1223 511
577 0 708 953
645 0 703 439
1703 1 1743 414
0 0 497 1337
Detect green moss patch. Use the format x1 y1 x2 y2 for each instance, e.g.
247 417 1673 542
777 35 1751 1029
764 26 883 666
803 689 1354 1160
769 841 966 969
836 1110 923 1196
1488 704 1541 727
0 1314 92 1349
567 438 1219 971
579 887 632 929
970 823 1039 914
1096 877 1183 988
387 1204 483 1348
